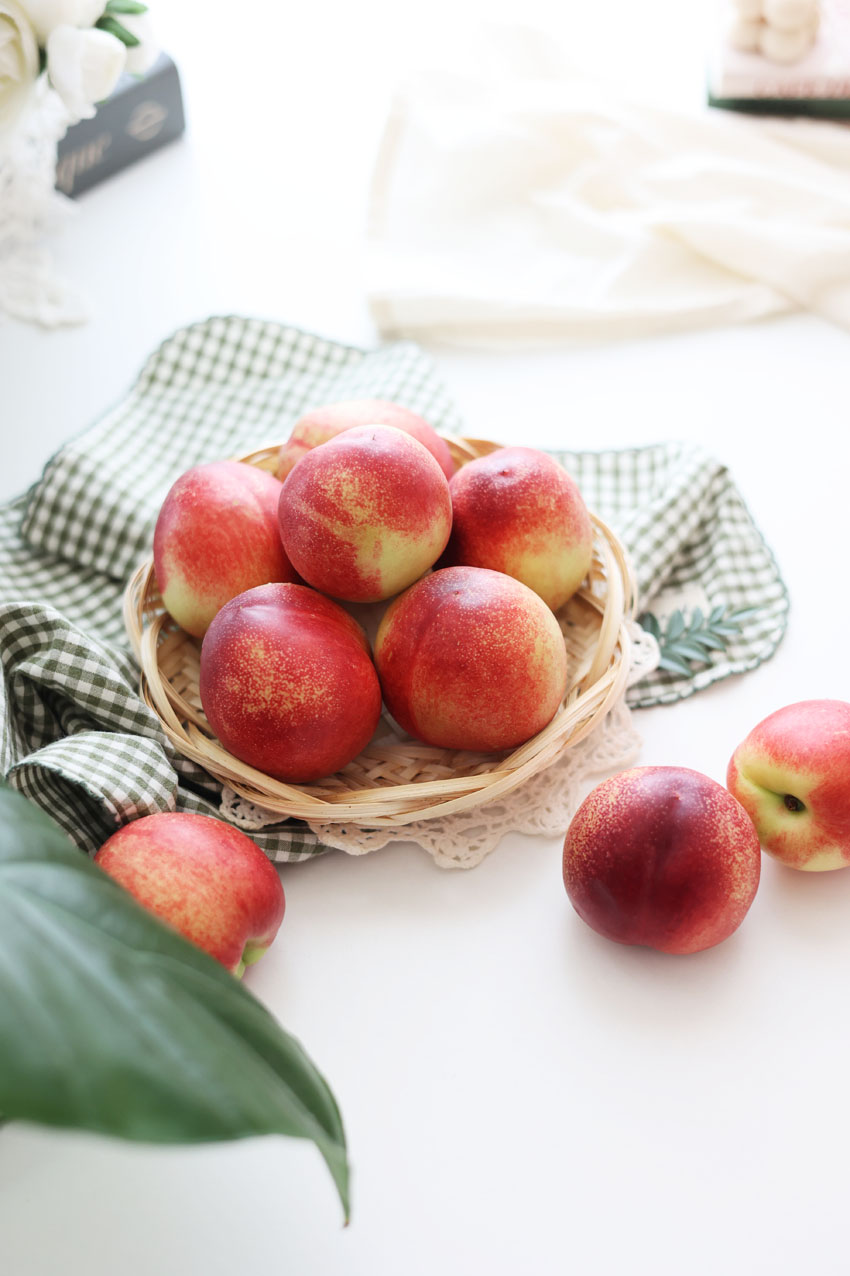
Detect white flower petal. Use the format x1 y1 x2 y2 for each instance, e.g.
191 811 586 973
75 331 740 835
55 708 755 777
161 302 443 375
0 0 39 131
47 23 126 121
20 0 105 44
120 11 158 76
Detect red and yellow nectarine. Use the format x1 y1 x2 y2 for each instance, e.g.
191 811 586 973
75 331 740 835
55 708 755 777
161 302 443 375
438 446 594 612
199 582 382 782
95 812 285 977
153 460 298 638
727 699 850 871
277 398 455 481
278 425 452 603
374 565 568 752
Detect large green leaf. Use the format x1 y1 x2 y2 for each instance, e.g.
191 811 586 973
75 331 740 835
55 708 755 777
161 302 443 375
0 785 349 1220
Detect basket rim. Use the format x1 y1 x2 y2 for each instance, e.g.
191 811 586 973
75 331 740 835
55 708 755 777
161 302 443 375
123 436 638 827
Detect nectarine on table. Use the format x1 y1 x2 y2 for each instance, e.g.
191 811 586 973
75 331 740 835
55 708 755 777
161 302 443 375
727 699 850 871
562 766 761 954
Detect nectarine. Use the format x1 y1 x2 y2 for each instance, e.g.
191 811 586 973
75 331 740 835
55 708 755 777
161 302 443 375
277 398 455 481
439 447 593 612
727 699 850 871
95 812 285 977
153 460 298 638
278 425 452 603
199 583 382 782
562 766 761 954
374 565 568 752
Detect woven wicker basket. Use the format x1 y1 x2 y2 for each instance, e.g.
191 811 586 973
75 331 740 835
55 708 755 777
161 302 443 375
123 436 637 828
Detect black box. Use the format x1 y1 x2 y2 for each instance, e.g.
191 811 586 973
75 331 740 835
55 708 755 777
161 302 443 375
55 52 185 198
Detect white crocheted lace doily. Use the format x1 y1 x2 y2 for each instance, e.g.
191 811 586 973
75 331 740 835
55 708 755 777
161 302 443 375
0 79 88 327
219 620 659 870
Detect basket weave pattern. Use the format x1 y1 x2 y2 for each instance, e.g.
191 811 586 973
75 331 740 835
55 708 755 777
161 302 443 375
123 437 637 827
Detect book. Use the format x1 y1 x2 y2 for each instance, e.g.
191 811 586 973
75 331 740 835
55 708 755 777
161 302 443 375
55 52 186 198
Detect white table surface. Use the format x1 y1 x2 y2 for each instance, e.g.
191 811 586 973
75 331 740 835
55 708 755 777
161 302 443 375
3 3 850 1274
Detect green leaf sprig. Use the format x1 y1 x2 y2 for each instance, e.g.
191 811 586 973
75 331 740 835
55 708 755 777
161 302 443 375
0 783 350 1222
639 605 758 677
96 1 148 48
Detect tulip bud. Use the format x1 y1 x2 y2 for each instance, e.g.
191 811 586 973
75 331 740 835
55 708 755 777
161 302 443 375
119 10 157 75
46 22 126 120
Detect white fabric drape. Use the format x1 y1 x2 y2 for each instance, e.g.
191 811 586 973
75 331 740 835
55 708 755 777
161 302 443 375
366 25 850 343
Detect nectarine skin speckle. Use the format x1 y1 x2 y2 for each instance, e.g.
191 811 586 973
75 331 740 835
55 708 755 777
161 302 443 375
374 566 568 752
94 812 285 976
278 425 452 603
563 766 761 955
153 460 299 638
199 583 382 782
727 699 850 870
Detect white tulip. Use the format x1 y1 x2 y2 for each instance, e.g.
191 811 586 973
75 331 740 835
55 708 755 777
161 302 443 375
0 0 39 133
119 10 158 76
46 22 125 120
20 0 105 45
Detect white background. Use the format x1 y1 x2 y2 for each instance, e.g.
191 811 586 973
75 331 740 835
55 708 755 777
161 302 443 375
3 2 850 1274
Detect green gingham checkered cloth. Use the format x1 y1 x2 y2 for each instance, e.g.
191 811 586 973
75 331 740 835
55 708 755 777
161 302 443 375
1 315 788 861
